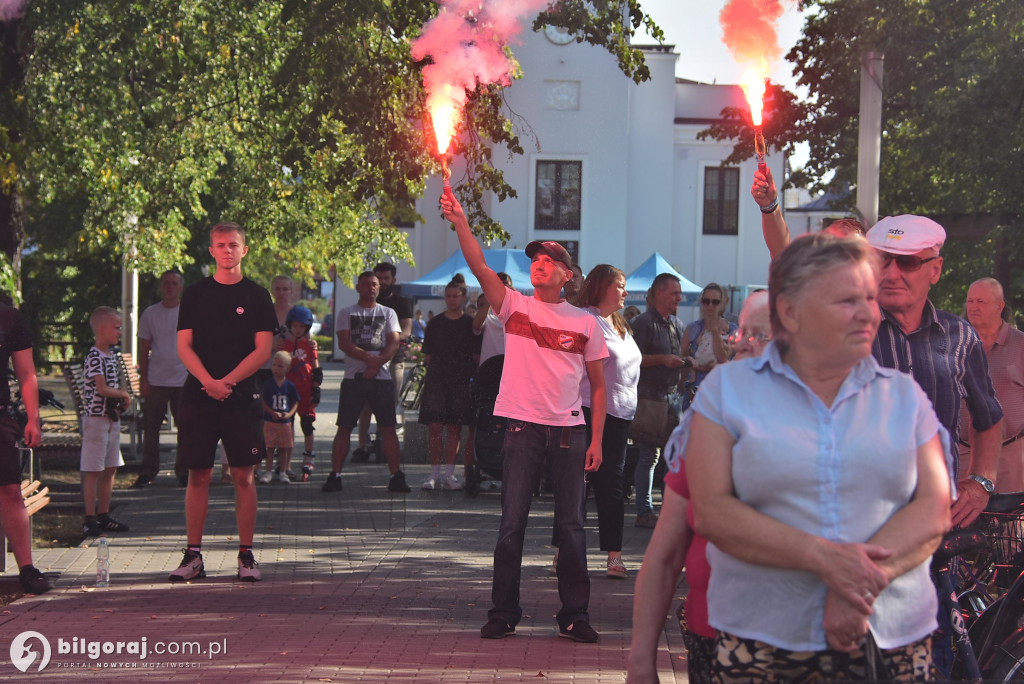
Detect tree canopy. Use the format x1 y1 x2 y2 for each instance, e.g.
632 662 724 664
9 1 659 285
1 0 660 351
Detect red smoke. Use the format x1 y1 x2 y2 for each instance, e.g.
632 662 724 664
0 0 27 22
720 0 789 125
412 0 552 155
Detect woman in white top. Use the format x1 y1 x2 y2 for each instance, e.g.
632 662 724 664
554 265 642 578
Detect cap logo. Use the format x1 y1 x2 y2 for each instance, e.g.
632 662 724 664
236 307 245 314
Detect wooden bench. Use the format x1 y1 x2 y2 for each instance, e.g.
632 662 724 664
21 478 50 517
116 352 144 459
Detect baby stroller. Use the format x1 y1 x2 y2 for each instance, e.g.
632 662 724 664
467 355 505 497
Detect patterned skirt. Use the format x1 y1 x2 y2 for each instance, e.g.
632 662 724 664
711 630 935 683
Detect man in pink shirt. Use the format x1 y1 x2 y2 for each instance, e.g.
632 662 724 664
442 195 608 644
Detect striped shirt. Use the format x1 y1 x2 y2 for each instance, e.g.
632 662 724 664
872 300 1003 476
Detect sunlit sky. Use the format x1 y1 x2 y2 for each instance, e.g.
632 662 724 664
637 0 809 167
638 0 806 90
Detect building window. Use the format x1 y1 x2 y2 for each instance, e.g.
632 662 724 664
703 167 739 235
535 161 581 231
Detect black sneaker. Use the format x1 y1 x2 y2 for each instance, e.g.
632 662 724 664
559 619 599 643
387 470 411 493
349 448 370 463
322 473 343 492
237 550 262 582
98 515 130 532
18 565 52 594
168 549 205 582
82 518 102 537
131 475 153 488
480 617 515 639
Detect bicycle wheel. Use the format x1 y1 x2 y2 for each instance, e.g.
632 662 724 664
986 628 1024 682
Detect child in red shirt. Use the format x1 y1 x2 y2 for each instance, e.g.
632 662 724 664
281 306 322 480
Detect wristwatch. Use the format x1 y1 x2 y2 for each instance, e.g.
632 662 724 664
968 474 995 494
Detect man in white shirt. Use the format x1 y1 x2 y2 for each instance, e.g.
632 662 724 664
134 270 189 488
442 195 608 644
321 271 411 494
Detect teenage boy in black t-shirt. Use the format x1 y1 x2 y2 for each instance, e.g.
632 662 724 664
0 304 52 594
168 222 277 583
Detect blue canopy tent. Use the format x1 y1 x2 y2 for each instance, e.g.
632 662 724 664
400 249 535 299
624 253 702 306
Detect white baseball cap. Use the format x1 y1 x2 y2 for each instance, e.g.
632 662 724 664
866 215 946 255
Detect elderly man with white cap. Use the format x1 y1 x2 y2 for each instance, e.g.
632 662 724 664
867 215 1003 677
867 215 1003 529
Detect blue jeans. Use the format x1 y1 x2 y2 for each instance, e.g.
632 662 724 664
634 443 660 517
489 420 589 629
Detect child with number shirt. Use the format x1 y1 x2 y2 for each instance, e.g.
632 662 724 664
260 351 300 483
80 306 131 537
281 305 322 480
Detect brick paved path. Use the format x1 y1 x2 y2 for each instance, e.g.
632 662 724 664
0 362 685 682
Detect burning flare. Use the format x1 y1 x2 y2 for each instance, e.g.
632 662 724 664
721 0 790 173
412 0 554 196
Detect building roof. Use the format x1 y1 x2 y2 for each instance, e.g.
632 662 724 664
789 186 852 212
674 80 746 125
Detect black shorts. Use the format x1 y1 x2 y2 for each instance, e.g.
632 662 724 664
335 378 396 430
177 398 265 470
0 414 22 486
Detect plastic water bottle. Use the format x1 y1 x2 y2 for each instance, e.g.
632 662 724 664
96 536 110 587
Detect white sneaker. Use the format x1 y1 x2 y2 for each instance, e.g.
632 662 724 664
421 478 438 491
278 470 291 484
237 550 261 582
257 470 273 484
442 475 463 491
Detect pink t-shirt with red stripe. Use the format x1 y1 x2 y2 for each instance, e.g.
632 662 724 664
494 289 608 426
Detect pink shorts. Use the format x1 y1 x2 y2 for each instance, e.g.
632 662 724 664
263 421 294 449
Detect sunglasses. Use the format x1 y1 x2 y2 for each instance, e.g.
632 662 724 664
701 297 721 306
878 253 939 273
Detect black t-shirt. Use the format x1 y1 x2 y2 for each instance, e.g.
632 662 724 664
0 305 32 407
378 289 413 362
177 277 277 404
377 290 413 322
421 313 481 382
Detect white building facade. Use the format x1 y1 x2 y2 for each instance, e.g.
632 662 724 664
346 31 785 319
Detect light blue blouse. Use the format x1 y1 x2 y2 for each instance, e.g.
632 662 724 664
690 341 943 651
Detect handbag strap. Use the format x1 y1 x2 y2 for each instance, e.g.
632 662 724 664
863 630 889 681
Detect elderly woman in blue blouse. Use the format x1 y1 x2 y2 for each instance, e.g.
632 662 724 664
687 234 951 682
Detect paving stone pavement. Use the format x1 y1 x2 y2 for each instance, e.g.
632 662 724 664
0 362 686 682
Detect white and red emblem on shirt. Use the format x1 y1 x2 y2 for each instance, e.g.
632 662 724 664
558 334 574 350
